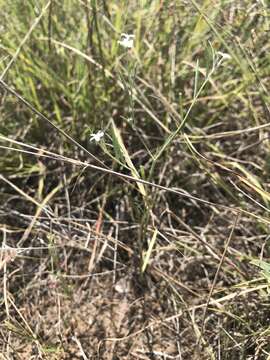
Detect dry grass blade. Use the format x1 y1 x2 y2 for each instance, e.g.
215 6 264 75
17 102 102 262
200 213 240 340
1 2 269 358
141 227 157 273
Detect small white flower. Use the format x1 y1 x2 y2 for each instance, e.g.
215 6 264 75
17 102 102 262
217 51 232 60
217 51 231 61
118 33 135 49
89 130 104 142
214 51 231 68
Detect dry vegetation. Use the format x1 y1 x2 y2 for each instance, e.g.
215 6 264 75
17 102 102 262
1 1 270 359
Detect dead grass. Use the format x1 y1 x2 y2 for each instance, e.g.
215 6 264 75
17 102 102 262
1 1 270 359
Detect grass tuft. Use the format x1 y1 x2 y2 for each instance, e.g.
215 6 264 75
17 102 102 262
1 1 270 358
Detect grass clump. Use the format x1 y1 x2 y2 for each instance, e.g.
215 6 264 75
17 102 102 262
1 1 270 359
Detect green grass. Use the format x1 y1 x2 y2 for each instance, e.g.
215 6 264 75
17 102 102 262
1 1 270 359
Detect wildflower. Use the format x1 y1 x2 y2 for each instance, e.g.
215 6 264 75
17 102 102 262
217 51 231 62
89 130 104 142
118 33 135 49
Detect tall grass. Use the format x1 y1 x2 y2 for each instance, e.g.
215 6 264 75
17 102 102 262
1 1 270 358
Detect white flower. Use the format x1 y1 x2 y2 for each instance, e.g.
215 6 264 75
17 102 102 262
118 33 135 49
217 51 232 60
217 51 231 61
89 130 104 142
214 51 231 68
